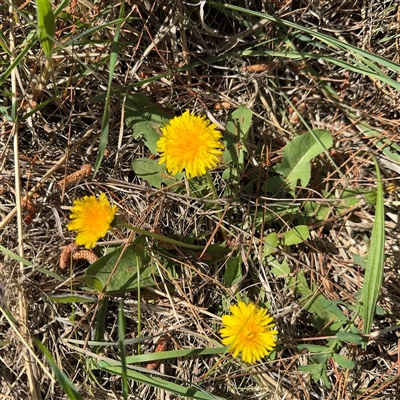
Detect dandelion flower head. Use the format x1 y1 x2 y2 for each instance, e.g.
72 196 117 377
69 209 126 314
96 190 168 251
67 193 117 249
156 110 224 178
220 301 278 363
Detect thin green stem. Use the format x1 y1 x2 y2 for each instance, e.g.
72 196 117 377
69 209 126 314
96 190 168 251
118 222 206 250
205 171 218 200
205 171 228 241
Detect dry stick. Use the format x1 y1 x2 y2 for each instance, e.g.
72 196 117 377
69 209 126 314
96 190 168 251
8 4 41 399
0 123 98 230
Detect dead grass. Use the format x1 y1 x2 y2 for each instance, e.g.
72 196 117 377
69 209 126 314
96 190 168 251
1 0 400 399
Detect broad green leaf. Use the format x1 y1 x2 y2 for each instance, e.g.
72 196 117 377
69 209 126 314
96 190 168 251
332 353 355 369
35 339 83 400
335 332 364 345
125 93 171 154
132 158 184 188
351 253 367 269
274 129 332 193
261 176 287 196
224 255 242 287
36 0 55 57
361 158 385 344
85 245 156 294
298 362 330 388
268 257 290 278
290 271 347 333
282 225 309 246
263 232 278 257
225 106 253 140
224 106 253 168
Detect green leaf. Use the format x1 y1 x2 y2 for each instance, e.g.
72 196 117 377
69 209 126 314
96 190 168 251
332 353 355 369
48 294 96 303
225 106 253 140
263 232 278 257
118 301 129 400
282 225 309 246
224 255 242 287
334 332 364 345
125 93 172 154
224 106 253 169
298 362 330 388
298 344 331 353
274 129 333 193
360 158 385 344
351 253 367 269
97 360 225 400
132 158 184 188
94 3 125 176
36 0 55 57
85 245 156 294
290 271 347 333
268 257 290 278
125 347 227 364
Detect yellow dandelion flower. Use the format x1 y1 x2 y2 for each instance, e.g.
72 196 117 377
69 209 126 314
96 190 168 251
67 193 117 249
156 110 224 178
220 301 278 364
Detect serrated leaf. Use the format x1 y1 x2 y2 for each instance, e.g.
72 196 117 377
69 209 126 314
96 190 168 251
36 0 55 57
132 158 184 188
125 94 171 154
332 353 355 369
224 255 242 287
282 225 309 246
274 129 333 193
85 245 156 294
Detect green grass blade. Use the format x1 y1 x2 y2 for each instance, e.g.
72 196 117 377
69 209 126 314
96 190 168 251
34 338 83 400
0 244 32 266
118 300 129 400
125 347 227 364
36 0 55 57
218 3 400 89
360 157 385 345
93 0 125 176
98 361 225 400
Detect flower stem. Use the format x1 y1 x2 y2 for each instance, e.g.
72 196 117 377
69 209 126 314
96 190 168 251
205 170 218 200
118 222 205 250
205 171 228 241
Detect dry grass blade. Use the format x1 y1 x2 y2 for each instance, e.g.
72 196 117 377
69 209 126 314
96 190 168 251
1 0 400 398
